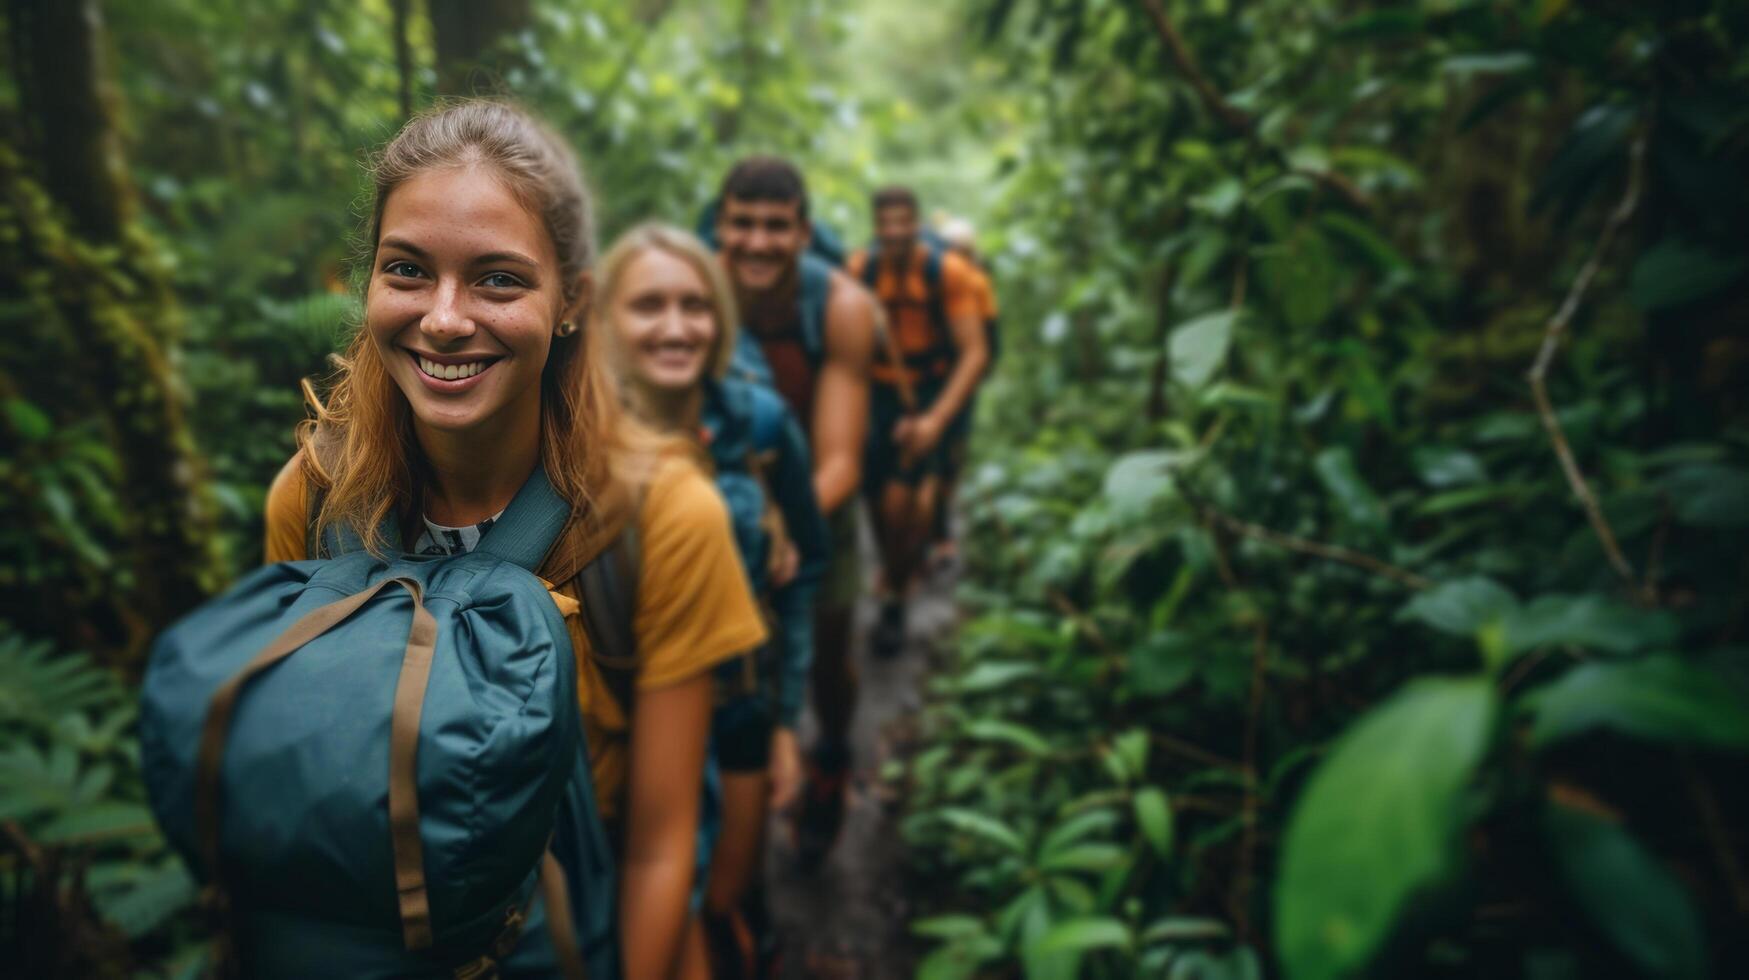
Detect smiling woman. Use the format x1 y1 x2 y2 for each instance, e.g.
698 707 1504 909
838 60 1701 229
256 100 769 977
366 167 562 474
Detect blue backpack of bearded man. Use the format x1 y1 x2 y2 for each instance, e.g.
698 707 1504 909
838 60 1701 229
140 466 629 979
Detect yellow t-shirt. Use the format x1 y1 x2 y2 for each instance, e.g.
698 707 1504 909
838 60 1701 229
263 452 767 819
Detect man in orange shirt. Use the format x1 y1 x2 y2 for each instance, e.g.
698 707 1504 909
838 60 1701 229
932 217 999 566
849 187 989 658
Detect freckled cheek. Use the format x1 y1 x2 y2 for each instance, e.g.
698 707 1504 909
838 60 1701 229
364 290 423 346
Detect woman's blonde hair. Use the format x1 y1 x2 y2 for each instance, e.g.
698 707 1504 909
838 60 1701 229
593 222 740 384
298 99 641 555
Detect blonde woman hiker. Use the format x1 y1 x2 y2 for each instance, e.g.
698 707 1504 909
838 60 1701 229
598 222 829 978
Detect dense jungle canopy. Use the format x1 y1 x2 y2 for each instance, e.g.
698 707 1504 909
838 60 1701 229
3 0 1748 977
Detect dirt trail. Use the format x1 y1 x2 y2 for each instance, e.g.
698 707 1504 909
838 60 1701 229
764 533 957 979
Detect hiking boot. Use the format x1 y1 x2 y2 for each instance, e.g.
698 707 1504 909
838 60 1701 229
871 599 906 660
794 750 850 870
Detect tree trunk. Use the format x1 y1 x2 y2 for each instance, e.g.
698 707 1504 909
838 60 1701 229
430 0 532 97
2 0 224 669
392 0 414 119
8 0 129 241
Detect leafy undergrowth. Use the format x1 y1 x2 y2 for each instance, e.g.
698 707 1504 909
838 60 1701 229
0 628 206 977
899 2 1749 978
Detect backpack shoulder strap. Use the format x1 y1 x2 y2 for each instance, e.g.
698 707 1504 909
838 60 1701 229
858 247 880 289
575 500 644 721
747 386 786 454
923 243 950 342
798 256 832 365
475 463 571 571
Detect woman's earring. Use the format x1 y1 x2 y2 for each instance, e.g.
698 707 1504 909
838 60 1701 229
556 320 577 337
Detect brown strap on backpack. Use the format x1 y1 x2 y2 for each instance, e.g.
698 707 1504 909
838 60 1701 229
575 504 643 725
193 578 445 952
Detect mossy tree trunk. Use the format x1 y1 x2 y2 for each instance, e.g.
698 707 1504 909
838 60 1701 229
1 0 224 670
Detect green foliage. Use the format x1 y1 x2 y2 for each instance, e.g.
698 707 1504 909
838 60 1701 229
1275 678 1497 980
1527 656 1749 752
3 0 1747 975
904 0 1749 975
1545 802 1708 979
0 628 202 971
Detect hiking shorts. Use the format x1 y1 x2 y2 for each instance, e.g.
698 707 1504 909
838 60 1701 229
865 381 947 491
711 691 774 772
820 504 863 610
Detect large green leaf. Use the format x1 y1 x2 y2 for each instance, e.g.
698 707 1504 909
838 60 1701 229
1027 916 1132 956
961 717 1052 755
94 861 196 939
1396 576 1516 638
1038 843 1128 874
1545 803 1707 979
1038 808 1120 859
0 633 118 728
1128 630 1198 697
1168 311 1236 389
1102 449 1193 520
1275 678 1499 980
1133 787 1174 858
953 661 1038 694
4 397 53 441
1410 446 1487 489
1313 446 1386 529
1629 238 1748 312
916 936 1003 980
1528 656 1749 751
1660 463 1749 528
1532 103 1635 219
933 807 1028 853
1500 595 1678 657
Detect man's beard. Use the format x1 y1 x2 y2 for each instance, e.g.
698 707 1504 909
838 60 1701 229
733 253 801 334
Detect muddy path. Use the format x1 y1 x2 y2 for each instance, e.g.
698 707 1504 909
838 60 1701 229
763 531 958 979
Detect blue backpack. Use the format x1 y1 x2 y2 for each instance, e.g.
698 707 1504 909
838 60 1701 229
706 378 792 592
728 253 835 388
141 467 635 979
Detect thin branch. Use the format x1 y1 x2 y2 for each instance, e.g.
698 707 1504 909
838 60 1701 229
1526 133 1651 601
1152 732 1246 773
1292 166 1374 213
1047 588 1111 651
1138 0 1372 212
1180 481 1434 590
1138 0 1251 133
390 0 413 120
